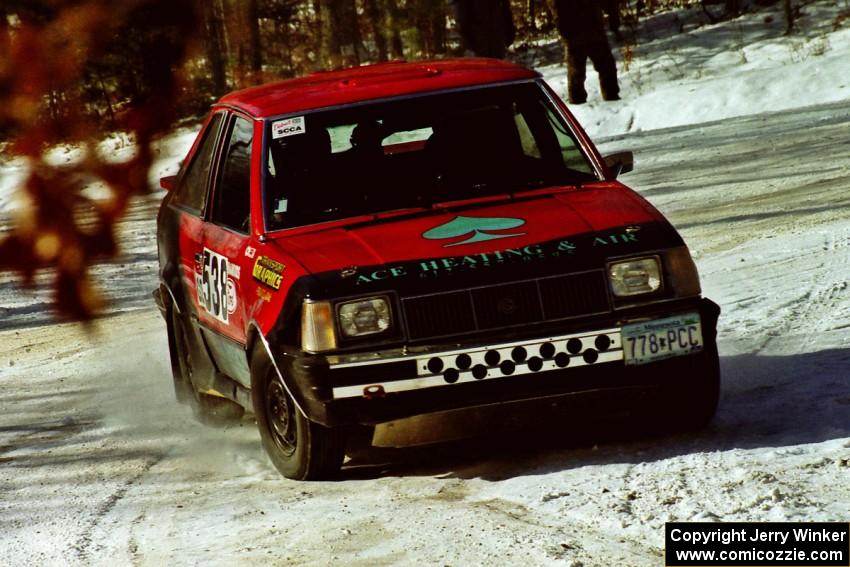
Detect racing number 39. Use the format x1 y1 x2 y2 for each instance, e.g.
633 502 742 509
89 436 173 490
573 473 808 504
201 248 229 323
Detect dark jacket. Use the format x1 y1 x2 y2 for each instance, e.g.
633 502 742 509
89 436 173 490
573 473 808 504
553 0 607 45
453 0 515 59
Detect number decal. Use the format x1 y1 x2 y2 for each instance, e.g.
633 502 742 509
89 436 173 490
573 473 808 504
198 248 233 323
211 256 220 316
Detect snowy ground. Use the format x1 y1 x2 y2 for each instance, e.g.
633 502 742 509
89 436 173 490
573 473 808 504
2 1 850 565
540 0 850 137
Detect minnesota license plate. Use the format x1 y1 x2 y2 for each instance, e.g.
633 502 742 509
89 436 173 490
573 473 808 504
622 313 703 366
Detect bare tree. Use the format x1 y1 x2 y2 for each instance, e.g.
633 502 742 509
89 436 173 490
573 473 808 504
201 0 228 95
247 0 262 78
784 0 795 34
363 0 389 61
381 0 405 59
317 0 360 69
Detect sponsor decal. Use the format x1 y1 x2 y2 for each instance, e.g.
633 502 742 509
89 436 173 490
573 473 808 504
256 287 272 302
195 273 208 307
253 256 285 290
592 233 639 246
198 248 232 323
244 246 256 259
355 229 641 285
226 279 237 314
423 216 526 247
227 263 241 279
272 116 305 139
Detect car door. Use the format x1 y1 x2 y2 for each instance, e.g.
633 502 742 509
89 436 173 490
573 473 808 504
196 113 257 385
165 111 226 318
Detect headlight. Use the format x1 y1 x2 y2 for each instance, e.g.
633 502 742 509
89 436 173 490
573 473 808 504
608 256 662 297
337 296 392 338
301 300 337 353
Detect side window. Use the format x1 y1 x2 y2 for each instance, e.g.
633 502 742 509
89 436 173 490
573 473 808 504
542 104 594 175
174 113 223 213
212 116 253 233
514 112 543 159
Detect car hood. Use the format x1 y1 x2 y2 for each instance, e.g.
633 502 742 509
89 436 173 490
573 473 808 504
271 184 670 273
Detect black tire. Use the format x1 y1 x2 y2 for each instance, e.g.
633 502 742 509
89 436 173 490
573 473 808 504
666 343 721 430
250 344 346 480
167 306 194 405
170 308 245 426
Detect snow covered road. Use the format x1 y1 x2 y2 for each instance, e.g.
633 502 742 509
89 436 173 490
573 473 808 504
2 99 849 566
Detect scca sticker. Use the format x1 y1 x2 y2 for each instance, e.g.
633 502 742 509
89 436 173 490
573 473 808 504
252 256 284 290
272 116 305 139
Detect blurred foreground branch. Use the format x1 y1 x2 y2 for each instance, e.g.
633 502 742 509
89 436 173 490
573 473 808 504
0 0 196 322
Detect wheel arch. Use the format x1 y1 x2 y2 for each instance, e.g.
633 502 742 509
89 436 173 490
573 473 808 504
247 321 308 418
159 280 181 315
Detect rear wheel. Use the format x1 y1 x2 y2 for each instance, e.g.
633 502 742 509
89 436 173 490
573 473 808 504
251 344 346 480
170 308 244 425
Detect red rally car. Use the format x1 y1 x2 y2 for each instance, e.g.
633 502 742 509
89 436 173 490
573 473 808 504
154 59 720 480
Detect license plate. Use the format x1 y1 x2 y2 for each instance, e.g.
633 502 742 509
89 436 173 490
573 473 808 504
622 313 703 366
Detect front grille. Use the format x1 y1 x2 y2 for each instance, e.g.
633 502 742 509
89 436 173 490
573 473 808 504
404 290 476 340
471 281 542 329
402 270 610 341
539 271 610 319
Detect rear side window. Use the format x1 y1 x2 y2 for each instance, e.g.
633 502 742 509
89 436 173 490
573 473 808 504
212 116 253 233
174 112 223 213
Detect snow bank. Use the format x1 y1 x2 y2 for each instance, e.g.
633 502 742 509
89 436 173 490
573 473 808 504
540 1 850 138
0 127 197 215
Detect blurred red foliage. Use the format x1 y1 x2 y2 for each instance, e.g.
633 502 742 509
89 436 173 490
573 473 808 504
0 0 197 321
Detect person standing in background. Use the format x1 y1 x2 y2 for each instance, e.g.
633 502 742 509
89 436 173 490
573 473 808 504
452 0 515 59
553 0 620 104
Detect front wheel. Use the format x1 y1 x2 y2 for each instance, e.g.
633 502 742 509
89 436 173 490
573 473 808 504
250 344 346 480
661 343 721 430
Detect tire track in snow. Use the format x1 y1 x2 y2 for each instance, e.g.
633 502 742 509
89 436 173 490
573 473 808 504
72 454 163 564
761 228 850 353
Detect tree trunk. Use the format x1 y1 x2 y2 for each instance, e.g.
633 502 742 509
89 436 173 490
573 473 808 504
318 0 340 69
0 6 9 55
429 0 447 56
407 0 426 57
247 0 262 79
338 0 360 67
201 0 227 95
363 0 389 61
318 0 359 69
381 0 405 59
783 0 794 34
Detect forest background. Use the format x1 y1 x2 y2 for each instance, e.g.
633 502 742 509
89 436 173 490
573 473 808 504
0 0 806 319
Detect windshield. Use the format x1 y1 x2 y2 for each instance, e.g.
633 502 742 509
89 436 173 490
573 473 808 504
263 82 598 231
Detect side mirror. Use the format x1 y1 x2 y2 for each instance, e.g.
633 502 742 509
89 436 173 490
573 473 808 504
603 151 634 179
159 175 177 191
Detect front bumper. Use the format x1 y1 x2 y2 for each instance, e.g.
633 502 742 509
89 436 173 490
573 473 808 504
278 297 720 429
